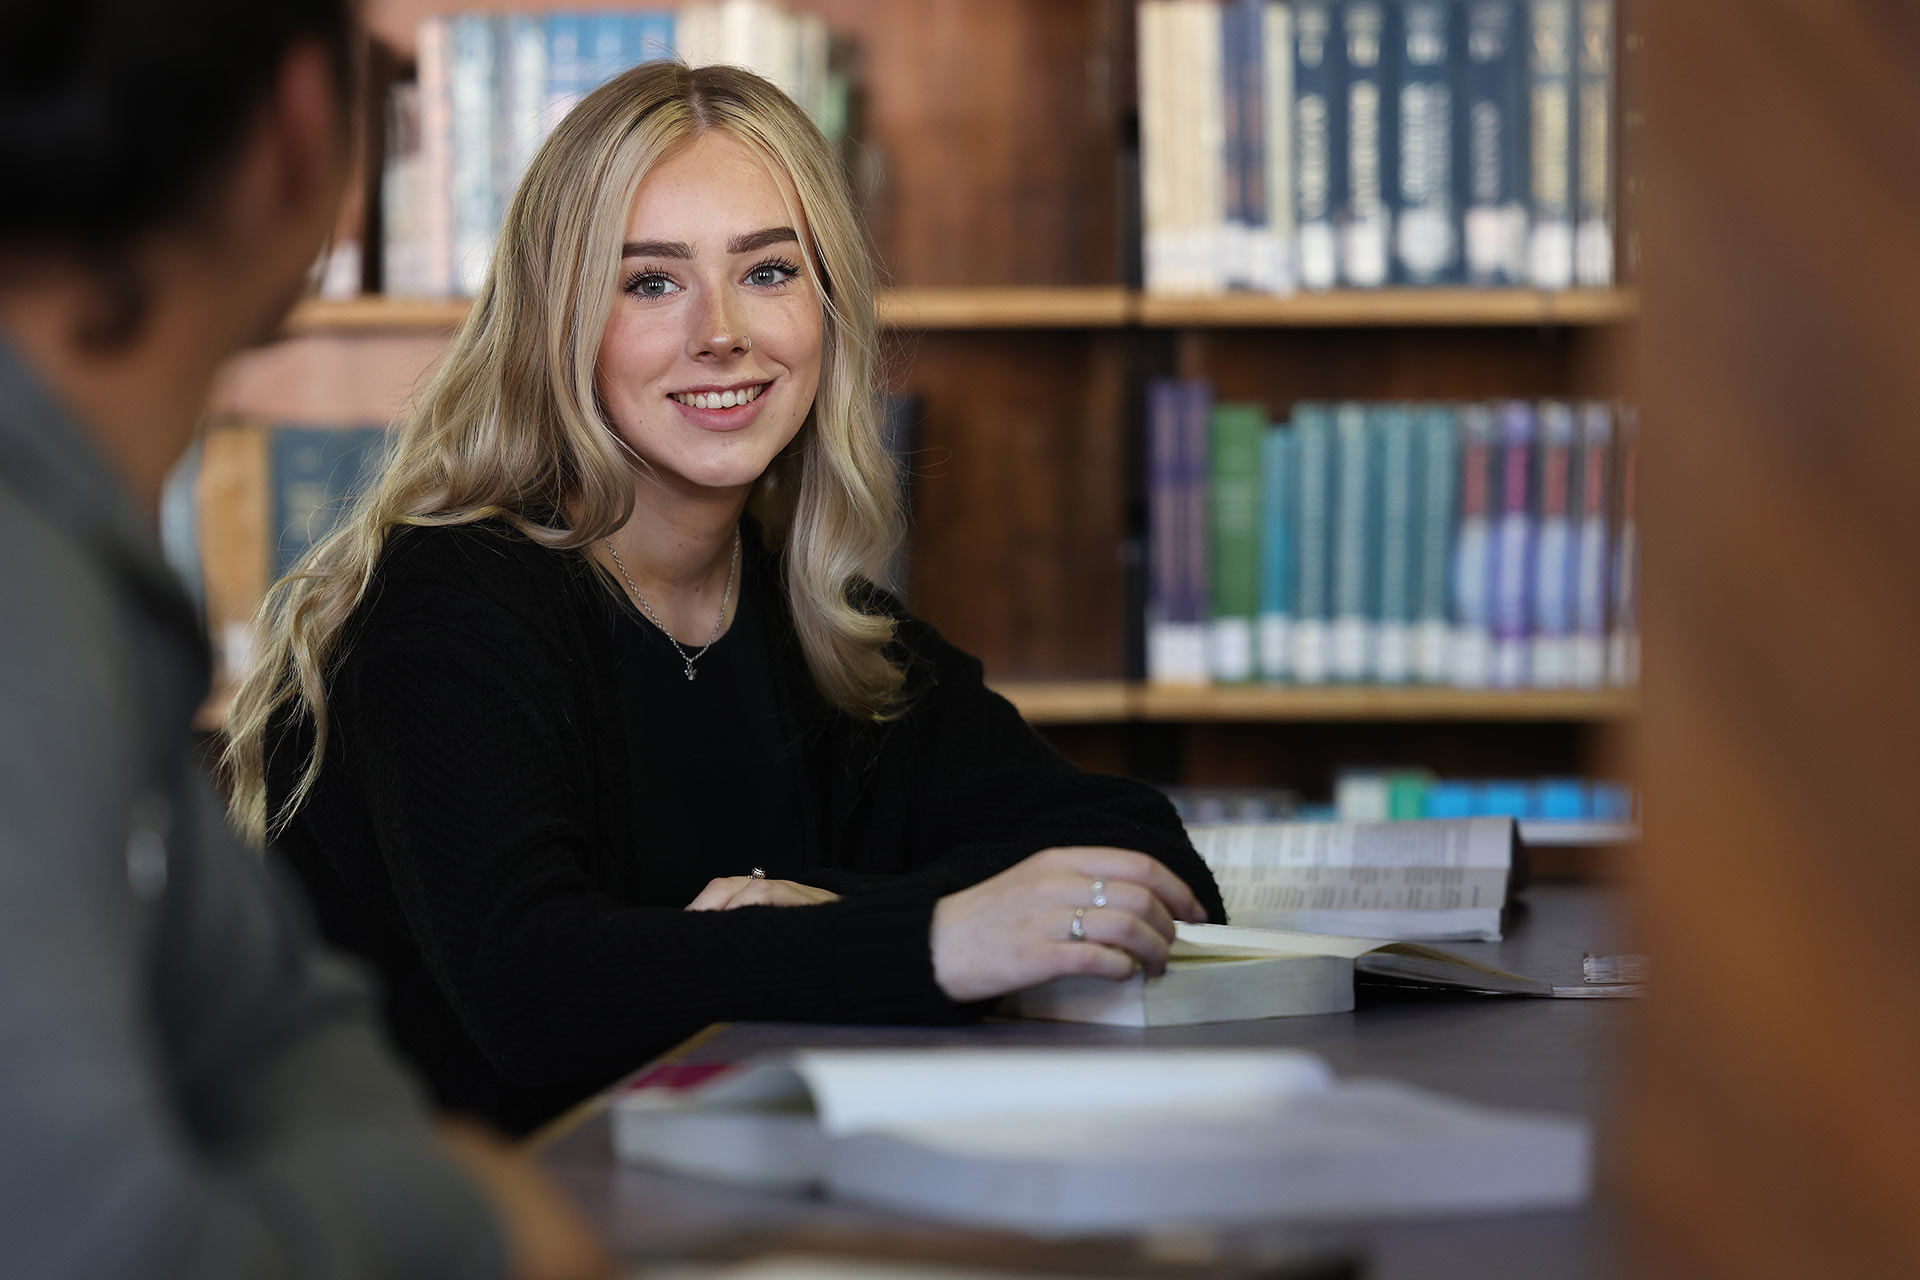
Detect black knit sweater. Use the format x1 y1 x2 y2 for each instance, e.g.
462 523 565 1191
267 521 1225 1134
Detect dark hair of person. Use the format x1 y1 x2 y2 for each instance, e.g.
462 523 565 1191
0 0 359 341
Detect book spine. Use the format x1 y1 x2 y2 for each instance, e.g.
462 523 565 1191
1527 0 1576 288
1451 404 1497 687
1607 404 1639 687
416 17 455 298
1490 401 1537 688
1220 0 1248 289
1293 1 1343 290
1462 1 1528 286
1258 423 1297 679
1168 1 1202 292
1571 401 1613 687
1574 0 1614 285
1331 402 1378 681
500 14 549 199
1394 0 1460 285
380 83 425 297
448 15 498 297
1194 0 1229 293
1179 380 1216 680
1414 404 1459 683
1146 378 1184 681
1374 406 1418 683
1262 0 1297 293
1138 1 1174 294
1238 0 1273 291
1339 0 1395 288
1292 404 1336 683
1210 403 1268 682
1529 401 1577 687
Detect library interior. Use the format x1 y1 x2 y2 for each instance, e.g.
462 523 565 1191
2 1 1914 1277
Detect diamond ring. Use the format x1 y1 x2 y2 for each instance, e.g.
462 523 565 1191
1070 908 1087 941
1091 879 1107 908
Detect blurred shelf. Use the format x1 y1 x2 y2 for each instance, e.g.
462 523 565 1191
285 286 1636 335
992 680 1136 724
996 681 1637 725
1134 287 1639 328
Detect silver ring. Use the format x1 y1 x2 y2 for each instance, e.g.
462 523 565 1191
751 867 766 879
1070 908 1086 941
1091 879 1107 908
745 334 753 352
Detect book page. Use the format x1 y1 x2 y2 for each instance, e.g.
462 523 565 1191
1192 817 1513 919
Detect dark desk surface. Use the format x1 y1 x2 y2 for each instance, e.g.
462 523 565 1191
539 884 1629 1279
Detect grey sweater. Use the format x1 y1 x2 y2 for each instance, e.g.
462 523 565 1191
0 339 506 1280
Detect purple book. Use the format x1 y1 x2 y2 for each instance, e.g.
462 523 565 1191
1177 381 1215 681
1146 379 1184 682
1489 401 1537 688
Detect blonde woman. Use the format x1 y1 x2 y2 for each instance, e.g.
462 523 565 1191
226 63 1224 1134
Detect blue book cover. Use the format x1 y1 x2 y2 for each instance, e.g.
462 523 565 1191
1461 1 1529 285
1451 404 1498 687
1293 1 1345 290
1330 402 1378 682
1529 401 1577 687
1527 0 1576 288
1146 379 1184 682
1373 405 1418 684
1257 423 1297 680
1178 381 1214 681
1489 401 1537 688
1571 401 1613 687
499 15 549 205
1228 0 1273 290
1413 404 1459 683
448 15 499 296
543 14 590 131
1338 0 1397 288
270 426 389 580
1291 404 1337 683
1394 0 1460 284
1574 0 1614 285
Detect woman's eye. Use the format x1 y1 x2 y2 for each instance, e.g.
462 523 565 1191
626 273 680 298
747 263 795 288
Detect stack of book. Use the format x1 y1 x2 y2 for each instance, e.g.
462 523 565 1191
1136 0 1614 294
384 1 855 299
1164 775 1637 828
1145 385 1640 690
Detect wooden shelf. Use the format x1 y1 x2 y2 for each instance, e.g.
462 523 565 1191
284 286 1638 335
991 680 1137 724
994 681 1637 725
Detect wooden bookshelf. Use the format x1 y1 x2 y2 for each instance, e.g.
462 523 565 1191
992 681 1136 724
875 286 1131 329
993 681 1637 726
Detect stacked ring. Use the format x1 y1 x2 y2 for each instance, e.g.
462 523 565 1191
1070 908 1087 941
1091 878 1107 908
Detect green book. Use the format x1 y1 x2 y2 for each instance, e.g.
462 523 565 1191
1208 402 1268 682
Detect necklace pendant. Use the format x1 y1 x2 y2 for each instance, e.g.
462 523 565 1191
686 667 697 681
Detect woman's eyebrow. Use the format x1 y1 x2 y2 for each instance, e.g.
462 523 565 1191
620 227 798 259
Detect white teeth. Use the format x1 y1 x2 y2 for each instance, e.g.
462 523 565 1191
673 384 765 409
722 389 738 408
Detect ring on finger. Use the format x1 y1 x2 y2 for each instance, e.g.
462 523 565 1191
1070 907 1087 941
1090 878 1107 908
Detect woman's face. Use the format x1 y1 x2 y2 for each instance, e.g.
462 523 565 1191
595 130 824 500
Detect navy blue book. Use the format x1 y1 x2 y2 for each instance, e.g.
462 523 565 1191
1394 0 1460 284
1225 0 1272 290
1461 0 1529 285
1337 0 1397 288
270 425 388 579
1527 0 1577 288
1293 0 1345 290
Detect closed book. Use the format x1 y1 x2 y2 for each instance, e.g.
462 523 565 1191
1529 402 1577 687
1187 0 1229 293
1219 0 1251 290
1394 0 1461 284
1330 403 1378 682
1490 402 1537 688
1374 406 1418 683
1145 379 1185 681
1260 0 1297 292
1461 1 1529 286
1573 0 1614 286
1209 402 1267 682
269 425 388 579
542 14 589 135
1137 1 1178 293
1413 404 1459 683
1451 403 1498 687
1607 404 1639 687
1292 1 1344 290
1527 0 1576 288
415 17 456 297
380 83 431 297
1177 380 1215 680
1257 423 1297 680
447 14 499 297
1338 0 1396 287
498 14 549 202
1007 944 1354 1027
1291 403 1337 683
1570 402 1613 687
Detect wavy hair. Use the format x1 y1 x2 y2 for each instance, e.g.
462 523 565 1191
224 62 904 846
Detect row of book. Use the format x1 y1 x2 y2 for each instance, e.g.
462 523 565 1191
1166 774 1636 825
383 2 854 299
1137 0 1615 295
1145 386 1640 690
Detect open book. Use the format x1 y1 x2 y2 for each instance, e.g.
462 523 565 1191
1189 816 1523 941
611 1048 1590 1232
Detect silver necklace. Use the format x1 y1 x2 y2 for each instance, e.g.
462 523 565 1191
602 530 740 681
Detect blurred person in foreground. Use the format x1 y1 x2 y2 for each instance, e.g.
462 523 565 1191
0 2 609 1277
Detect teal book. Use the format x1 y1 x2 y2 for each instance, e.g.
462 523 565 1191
1257 423 1297 681
1413 404 1460 683
1291 404 1336 684
1209 403 1267 683
270 426 389 580
1330 403 1378 682
1373 406 1418 684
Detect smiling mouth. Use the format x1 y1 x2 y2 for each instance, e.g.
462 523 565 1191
669 382 770 410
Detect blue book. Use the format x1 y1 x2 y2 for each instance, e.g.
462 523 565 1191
1224 0 1272 290
1293 1 1344 290
1338 0 1396 288
1413 405 1459 683
1489 401 1537 688
1257 423 1297 680
586 12 626 87
1178 381 1215 681
499 15 549 206
1146 379 1185 682
1571 402 1613 687
1574 0 1614 285
1394 0 1460 284
1291 404 1337 683
1527 0 1576 288
1607 405 1639 687
447 15 499 296
1330 402 1378 682
1451 404 1498 687
544 14 591 131
1461 1 1529 285
270 426 389 579
1529 402 1577 686
1373 406 1418 684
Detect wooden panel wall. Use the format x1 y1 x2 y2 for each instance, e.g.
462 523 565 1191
1630 2 1920 1274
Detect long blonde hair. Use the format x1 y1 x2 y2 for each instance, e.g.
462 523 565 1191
224 62 904 846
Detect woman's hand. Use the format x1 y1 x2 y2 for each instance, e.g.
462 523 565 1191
928 847 1208 1003
685 876 841 910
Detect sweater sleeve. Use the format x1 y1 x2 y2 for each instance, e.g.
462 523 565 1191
808 614 1228 923
331 579 969 1096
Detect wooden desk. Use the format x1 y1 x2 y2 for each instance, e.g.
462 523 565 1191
538 885 1628 1279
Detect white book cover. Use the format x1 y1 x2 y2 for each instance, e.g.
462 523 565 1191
1138 1 1176 293
1258 612 1293 680
1190 0 1228 293
1211 616 1257 683
415 17 456 298
1261 0 1296 293
1293 619 1331 684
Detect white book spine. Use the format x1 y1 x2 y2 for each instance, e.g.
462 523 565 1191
1193 0 1228 293
1452 626 1492 688
1262 0 1296 294
1212 617 1256 683
1293 620 1331 684
416 18 455 298
1331 616 1372 682
1258 612 1293 680
1415 618 1452 684
1375 622 1412 685
1139 2 1174 294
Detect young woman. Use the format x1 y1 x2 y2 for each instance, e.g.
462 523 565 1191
225 62 1224 1135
